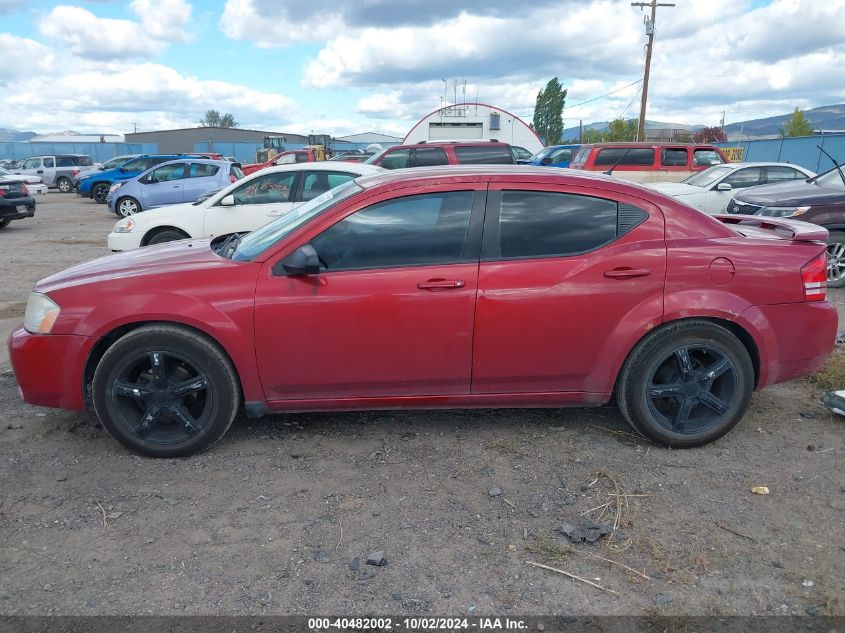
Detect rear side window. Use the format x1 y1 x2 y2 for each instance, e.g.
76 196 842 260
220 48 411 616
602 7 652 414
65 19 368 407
149 163 187 182
380 149 411 169
56 157 74 167
454 145 514 165
766 166 805 183
189 163 220 178
311 191 474 270
413 147 448 167
723 167 763 188
594 148 654 166
495 191 618 259
661 148 688 167
300 171 357 202
76 156 93 166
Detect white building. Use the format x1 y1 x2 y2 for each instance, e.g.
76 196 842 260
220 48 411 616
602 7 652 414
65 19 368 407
403 103 544 154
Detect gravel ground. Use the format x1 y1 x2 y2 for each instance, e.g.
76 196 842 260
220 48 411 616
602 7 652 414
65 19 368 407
0 193 843 617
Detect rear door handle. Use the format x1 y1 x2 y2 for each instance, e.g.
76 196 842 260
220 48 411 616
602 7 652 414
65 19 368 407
604 267 651 279
417 279 466 290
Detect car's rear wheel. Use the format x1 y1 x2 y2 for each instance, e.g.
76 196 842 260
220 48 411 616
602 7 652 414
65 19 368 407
616 320 753 448
92 183 110 204
56 177 72 193
92 325 241 457
146 228 190 246
826 232 845 288
117 196 140 217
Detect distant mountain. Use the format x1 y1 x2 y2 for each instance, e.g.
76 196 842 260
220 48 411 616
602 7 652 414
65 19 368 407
723 104 845 137
0 128 36 142
561 119 703 140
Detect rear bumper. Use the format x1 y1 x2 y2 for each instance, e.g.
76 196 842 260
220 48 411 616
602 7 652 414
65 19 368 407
744 301 838 388
7 327 94 411
0 197 35 221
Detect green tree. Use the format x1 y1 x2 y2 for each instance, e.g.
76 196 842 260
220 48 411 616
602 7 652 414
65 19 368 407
532 77 567 145
605 118 638 141
198 109 239 128
780 107 813 137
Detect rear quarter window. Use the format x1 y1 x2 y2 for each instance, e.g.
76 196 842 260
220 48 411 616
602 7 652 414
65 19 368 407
454 145 515 165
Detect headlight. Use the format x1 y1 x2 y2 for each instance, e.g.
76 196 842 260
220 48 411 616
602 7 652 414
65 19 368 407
757 205 810 218
109 182 123 193
23 292 61 334
113 218 135 233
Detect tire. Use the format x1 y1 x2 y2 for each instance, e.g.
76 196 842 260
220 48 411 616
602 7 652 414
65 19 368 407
92 183 110 204
56 177 72 193
0 219 9 230
616 320 754 448
117 196 140 217
92 324 241 457
826 232 845 288
146 228 189 246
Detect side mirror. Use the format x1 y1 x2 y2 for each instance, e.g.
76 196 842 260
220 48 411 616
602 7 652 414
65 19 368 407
541 157 552 165
716 182 732 191
220 194 235 206
277 244 320 276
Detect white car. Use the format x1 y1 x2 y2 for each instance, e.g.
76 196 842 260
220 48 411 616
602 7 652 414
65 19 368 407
0 167 47 195
645 162 815 215
107 162 385 252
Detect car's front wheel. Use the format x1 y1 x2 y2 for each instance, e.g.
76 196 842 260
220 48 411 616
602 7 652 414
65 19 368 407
117 196 140 217
0 219 9 230
826 232 845 288
92 324 241 457
616 320 754 448
92 183 110 204
146 228 190 245
55 177 72 193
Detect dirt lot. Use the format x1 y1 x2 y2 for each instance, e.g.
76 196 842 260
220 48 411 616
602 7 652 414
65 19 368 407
0 194 843 617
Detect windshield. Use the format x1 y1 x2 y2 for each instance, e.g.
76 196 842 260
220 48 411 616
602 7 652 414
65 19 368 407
232 180 362 261
527 147 554 162
813 165 845 190
683 165 735 188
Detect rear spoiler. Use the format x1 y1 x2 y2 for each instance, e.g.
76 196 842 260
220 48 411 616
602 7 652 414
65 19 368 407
711 214 829 242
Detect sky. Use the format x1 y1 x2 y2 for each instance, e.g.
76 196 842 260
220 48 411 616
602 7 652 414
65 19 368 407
1 0 844 138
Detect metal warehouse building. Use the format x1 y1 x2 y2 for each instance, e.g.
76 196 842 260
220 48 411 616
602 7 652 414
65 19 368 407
403 103 544 154
124 127 308 155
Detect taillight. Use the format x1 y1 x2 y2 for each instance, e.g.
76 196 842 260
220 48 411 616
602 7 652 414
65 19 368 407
801 252 827 302
22 184 29 196
72 168 80 177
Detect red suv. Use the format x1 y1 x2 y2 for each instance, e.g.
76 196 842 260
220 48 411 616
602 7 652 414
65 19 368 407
569 142 728 183
367 141 515 169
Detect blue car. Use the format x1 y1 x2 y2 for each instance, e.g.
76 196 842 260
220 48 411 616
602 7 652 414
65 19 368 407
107 159 242 217
520 144 581 168
77 154 195 204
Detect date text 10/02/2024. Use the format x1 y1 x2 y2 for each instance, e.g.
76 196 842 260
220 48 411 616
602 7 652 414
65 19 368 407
308 617 528 630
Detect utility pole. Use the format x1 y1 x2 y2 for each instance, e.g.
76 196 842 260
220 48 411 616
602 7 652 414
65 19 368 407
631 0 675 141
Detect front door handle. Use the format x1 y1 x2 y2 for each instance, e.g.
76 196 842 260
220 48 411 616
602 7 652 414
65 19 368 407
417 279 466 290
604 267 651 279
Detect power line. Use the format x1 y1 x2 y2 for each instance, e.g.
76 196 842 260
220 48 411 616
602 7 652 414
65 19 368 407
564 79 643 111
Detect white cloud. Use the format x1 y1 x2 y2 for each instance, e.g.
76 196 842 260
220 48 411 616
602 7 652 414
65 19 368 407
1 61 299 134
0 35 55 81
38 1 192 60
219 0 343 47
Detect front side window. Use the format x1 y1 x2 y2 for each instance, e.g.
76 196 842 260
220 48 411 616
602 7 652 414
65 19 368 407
228 171 296 205
693 149 724 166
300 171 357 202
21 158 40 170
723 167 763 189
148 163 187 183
454 145 514 165
189 163 220 178
311 191 474 271
594 148 654 166
548 148 573 163
494 191 618 259
413 148 448 167
379 149 411 170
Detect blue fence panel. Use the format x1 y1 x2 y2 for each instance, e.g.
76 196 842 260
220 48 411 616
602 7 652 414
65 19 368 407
0 142 156 162
717 134 845 174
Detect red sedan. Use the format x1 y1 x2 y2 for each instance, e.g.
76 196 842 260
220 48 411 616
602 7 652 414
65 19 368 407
8 166 837 457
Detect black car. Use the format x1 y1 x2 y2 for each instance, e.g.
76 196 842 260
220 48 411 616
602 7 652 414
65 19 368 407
727 164 845 286
0 178 35 229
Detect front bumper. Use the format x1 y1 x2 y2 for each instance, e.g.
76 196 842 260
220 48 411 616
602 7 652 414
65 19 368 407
106 230 142 252
0 197 35 221
8 327 95 411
